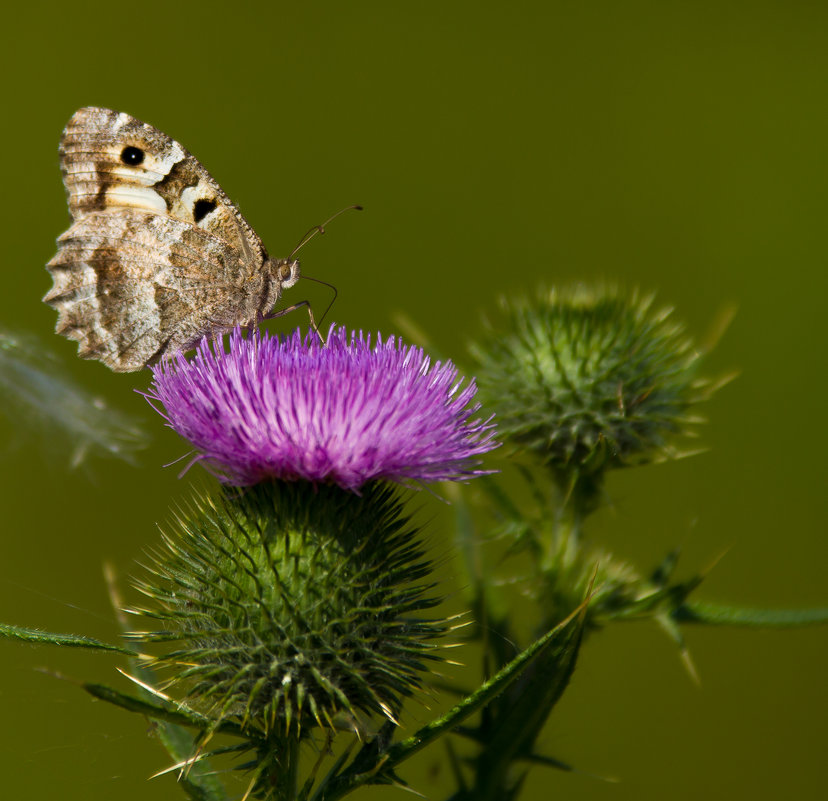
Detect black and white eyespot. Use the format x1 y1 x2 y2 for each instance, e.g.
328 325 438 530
120 145 144 166
193 198 217 223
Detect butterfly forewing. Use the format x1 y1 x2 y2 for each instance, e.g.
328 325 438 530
59 107 263 257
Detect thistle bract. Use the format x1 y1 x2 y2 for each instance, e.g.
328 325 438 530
131 482 446 736
146 326 497 489
470 287 714 477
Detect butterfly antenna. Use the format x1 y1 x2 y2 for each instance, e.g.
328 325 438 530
301 275 339 332
289 205 363 259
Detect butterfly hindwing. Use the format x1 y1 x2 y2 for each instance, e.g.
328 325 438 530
46 209 264 370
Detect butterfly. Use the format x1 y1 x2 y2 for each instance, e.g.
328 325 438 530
45 107 307 372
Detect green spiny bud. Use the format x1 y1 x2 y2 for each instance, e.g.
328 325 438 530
129 481 446 737
470 286 715 482
538 543 643 627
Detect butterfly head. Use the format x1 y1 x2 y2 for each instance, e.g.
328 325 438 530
269 257 301 291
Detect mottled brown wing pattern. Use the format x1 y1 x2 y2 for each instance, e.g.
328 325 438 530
46 209 266 370
44 107 294 372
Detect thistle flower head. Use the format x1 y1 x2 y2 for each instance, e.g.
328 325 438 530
470 286 715 478
131 482 446 737
146 326 497 490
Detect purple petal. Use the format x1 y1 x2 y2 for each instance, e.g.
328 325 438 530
144 327 498 489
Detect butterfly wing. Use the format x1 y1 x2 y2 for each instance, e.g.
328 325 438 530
45 209 265 371
46 107 275 371
58 107 265 258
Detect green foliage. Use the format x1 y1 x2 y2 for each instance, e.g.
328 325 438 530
3 284 827 801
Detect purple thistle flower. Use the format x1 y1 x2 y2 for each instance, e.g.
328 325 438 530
145 326 498 490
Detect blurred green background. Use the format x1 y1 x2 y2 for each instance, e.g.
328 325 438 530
1 2 826 799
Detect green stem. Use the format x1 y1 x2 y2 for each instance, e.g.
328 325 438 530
255 735 300 801
543 469 603 576
0 621 136 654
545 489 582 574
468 617 584 800
675 600 828 627
285 737 300 801
83 682 244 736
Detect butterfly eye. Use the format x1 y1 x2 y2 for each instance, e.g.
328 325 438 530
193 198 217 223
278 263 293 281
120 146 144 166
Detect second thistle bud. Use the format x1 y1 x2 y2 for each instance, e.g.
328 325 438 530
470 286 715 483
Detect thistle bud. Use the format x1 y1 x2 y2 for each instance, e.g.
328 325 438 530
130 481 446 737
471 287 714 484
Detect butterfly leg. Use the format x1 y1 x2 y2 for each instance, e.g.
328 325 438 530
260 301 326 344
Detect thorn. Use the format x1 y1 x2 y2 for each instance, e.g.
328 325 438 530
701 302 737 354
680 646 701 686
148 752 208 780
700 545 732 577
116 667 172 702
